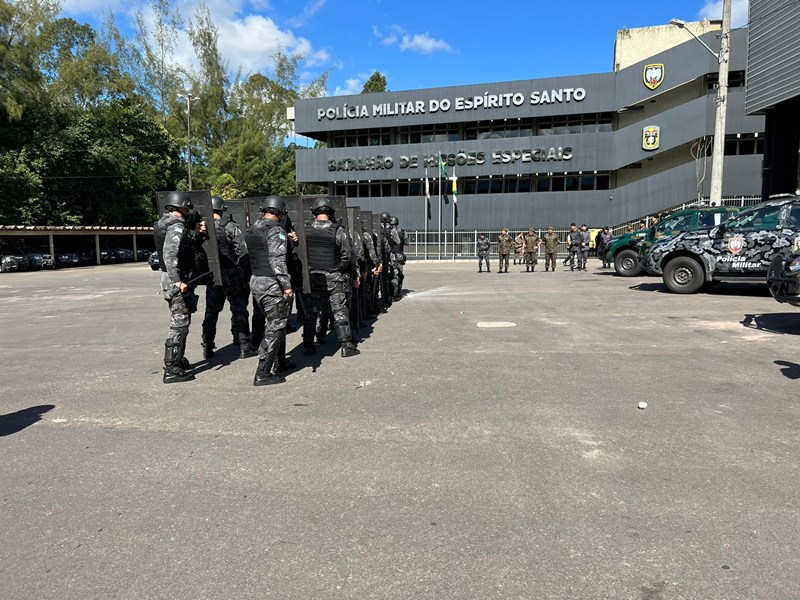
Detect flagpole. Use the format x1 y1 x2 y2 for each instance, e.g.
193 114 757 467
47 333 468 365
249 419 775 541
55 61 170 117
438 157 442 260
452 167 456 260
424 168 429 260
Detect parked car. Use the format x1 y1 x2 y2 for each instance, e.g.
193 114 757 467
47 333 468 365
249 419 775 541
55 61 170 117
148 251 161 271
6 245 54 270
604 207 739 277
55 252 81 268
108 247 134 262
646 195 800 293
1 254 20 272
137 248 154 261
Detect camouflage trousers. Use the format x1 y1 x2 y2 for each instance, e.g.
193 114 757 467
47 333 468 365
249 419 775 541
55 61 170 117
477 254 489 271
525 251 538 268
160 273 198 362
251 279 289 360
202 268 250 338
567 247 579 268
390 252 404 297
498 253 510 271
579 249 589 269
544 251 557 271
304 271 350 342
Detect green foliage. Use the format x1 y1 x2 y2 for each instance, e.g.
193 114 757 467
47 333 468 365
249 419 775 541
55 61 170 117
361 71 388 94
211 173 244 201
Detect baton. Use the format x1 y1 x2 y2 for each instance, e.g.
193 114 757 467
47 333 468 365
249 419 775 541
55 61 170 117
167 271 212 299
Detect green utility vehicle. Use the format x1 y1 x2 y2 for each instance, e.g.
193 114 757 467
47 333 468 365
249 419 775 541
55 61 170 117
605 206 739 276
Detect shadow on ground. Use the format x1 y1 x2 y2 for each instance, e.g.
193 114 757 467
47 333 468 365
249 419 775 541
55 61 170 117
0 405 55 437
741 312 800 335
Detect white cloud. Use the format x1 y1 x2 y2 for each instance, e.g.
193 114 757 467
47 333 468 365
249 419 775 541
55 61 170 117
699 0 750 27
334 77 364 96
285 0 327 28
374 24 451 54
61 0 129 12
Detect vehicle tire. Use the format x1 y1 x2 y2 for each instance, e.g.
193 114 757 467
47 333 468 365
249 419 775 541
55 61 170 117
614 248 642 277
663 256 705 294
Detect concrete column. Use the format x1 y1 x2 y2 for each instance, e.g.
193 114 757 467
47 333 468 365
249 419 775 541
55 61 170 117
48 234 54 258
95 235 101 266
133 234 138 262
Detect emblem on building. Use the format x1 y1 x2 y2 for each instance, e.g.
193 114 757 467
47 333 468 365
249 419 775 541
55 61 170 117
729 236 745 255
643 63 665 90
642 126 660 151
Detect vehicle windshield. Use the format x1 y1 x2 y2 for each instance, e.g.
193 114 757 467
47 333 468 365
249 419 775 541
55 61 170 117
655 213 694 235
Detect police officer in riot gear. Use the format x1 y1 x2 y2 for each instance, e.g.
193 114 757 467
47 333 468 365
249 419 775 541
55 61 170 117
154 191 206 383
379 212 394 309
245 196 294 386
387 215 406 299
303 197 360 357
201 196 256 359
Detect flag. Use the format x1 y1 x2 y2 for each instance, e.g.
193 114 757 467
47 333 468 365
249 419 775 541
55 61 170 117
451 176 458 204
439 155 448 179
424 174 430 201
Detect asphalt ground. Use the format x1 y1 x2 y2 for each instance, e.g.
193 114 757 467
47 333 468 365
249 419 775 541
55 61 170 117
1 258 799 600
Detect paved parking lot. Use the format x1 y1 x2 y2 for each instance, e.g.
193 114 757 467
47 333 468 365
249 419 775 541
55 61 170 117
1 261 799 599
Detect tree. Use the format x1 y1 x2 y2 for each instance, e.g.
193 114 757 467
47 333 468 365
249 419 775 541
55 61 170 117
361 71 388 94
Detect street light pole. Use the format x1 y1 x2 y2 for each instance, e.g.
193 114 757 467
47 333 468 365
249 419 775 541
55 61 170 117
670 0 732 206
177 93 200 190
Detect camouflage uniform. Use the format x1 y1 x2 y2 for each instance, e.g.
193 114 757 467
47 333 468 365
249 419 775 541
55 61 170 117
542 230 559 271
202 216 252 356
303 219 357 354
387 224 406 299
513 235 524 264
155 212 201 381
497 232 514 272
477 237 490 272
379 226 393 309
578 229 591 270
524 232 539 271
362 229 381 316
246 218 292 369
567 229 582 271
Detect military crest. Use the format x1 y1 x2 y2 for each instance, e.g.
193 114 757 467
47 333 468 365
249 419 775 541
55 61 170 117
728 236 745 255
642 126 660 151
643 63 665 91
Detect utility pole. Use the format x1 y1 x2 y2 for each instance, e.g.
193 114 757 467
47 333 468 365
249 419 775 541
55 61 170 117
177 93 200 190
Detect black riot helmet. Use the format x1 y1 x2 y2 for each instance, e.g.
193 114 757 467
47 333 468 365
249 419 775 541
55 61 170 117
389 216 399 226
164 191 193 211
311 197 334 216
211 195 227 212
380 212 391 223
261 195 287 216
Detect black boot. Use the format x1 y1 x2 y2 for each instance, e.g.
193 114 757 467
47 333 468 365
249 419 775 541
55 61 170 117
238 333 257 359
335 324 360 357
275 339 296 373
201 325 215 360
163 339 194 384
253 353 285 386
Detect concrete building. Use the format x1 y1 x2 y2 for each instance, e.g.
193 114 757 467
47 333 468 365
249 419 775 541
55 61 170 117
746 0 800 199
292 24 764 230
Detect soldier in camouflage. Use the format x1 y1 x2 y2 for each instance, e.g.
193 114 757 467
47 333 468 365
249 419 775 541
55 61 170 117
497 228 514 273
245 196 294 386
302 197 360 358
477 234 490 272
154 191 207 384
566 223 581 271
543 226 559 272
201 196 256 360
387 215 406 299
523 228 540 272
513 233 524 265
578 223 591 271
379 212 393 310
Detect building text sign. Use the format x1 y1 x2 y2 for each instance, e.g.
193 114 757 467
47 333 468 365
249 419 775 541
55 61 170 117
316 88 587 122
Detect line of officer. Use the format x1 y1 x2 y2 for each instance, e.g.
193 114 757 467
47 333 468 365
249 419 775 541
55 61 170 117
201 196 257 360
386 216 406 299
154 191 207 384
302 197 360 358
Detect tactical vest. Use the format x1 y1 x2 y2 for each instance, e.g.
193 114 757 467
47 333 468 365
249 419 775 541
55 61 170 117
215 219 239 268
388 227 402 253
154 214 195 274
305 221 340 271
245 219 280 277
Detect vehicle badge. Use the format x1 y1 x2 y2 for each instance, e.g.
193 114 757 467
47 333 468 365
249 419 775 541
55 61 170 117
728 236 745 255
642 126 660 151
643 63 665 90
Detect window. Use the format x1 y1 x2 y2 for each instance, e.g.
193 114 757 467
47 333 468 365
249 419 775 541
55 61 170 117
727 204 782 231
657 213 694 235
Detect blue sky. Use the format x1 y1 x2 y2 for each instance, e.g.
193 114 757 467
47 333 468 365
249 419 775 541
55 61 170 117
60 0 749 96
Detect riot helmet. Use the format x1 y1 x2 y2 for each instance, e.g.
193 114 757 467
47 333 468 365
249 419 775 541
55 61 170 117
389 216 399 226
261 195 287 216
164 191 193 211
311 197 334 216
380 212 391 223
211 195 227 212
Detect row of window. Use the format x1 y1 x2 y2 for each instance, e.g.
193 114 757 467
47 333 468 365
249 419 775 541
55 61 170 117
333 172 612 198
724 133 765 156
331 113 617 148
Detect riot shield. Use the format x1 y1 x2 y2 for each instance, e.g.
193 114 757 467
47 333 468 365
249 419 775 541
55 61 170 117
371 213 384 253
244 197 266 227
346 206 364 264
283 196 310 295
226 200 248 228
155 190 222 286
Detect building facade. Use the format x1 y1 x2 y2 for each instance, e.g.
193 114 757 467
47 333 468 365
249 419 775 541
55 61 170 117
292 26 764 230
746 0 800 199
